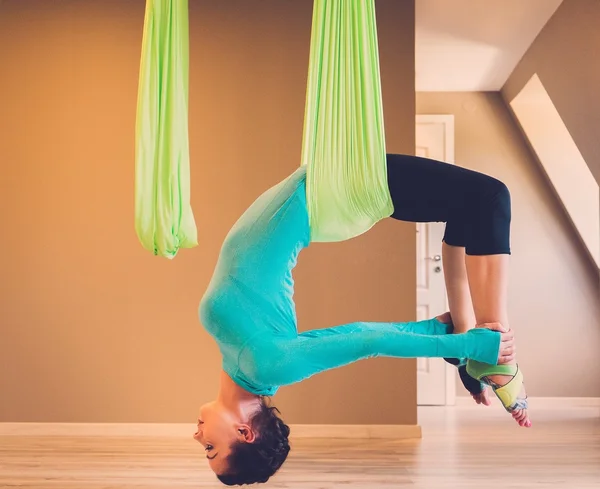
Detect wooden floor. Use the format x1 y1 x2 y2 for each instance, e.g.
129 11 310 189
1 405 599 488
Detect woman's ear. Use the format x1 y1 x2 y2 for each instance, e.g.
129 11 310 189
235 424 256 443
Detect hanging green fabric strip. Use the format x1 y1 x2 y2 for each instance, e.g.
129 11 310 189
301 0 393 243
135 0 198 258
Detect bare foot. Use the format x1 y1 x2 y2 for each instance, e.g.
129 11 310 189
472 387 491 406
478 322 531 428
487 373 530 427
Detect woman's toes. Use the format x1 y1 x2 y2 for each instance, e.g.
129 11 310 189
481 389 491 406
471 388 491 407
472 390 491 406
511 409 531 427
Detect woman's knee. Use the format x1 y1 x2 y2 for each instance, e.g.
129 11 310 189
465 176 511 255
473 176 511 220
488 178 511 221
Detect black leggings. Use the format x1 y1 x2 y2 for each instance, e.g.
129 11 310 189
386 154 511 255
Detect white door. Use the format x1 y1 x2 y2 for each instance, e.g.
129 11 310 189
416 115 456 406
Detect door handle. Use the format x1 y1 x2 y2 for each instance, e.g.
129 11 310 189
427 255 442 262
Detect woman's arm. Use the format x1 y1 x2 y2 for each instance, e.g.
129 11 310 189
256 322 502 388
298 318 453 339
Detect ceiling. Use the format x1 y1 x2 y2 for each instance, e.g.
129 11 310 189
415 0 564 91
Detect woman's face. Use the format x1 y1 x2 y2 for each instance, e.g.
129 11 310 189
193 401 247 475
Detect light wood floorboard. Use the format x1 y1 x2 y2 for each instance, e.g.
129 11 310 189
1 406 599 488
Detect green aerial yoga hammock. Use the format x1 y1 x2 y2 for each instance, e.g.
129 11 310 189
301 0 394 243
135 0 198 259
135 0 391 255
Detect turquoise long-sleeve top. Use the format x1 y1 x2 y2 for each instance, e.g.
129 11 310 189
199 166 501 396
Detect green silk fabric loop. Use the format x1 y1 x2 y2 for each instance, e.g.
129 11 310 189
135 0 198 259
301 0 394 243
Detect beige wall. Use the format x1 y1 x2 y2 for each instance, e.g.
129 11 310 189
0 0 417 424
502 0 600 185
417 92 600 397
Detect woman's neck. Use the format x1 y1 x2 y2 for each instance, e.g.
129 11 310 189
217 370 262 420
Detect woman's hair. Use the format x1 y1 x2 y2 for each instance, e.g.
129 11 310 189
217 398 290 486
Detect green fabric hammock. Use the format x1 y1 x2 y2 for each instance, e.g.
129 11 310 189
301 0 393 243
135 0 391 255
135 0 198 258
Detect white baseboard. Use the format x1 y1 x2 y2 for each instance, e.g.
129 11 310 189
452 396 600 408
0 423 192 437
3 399 596 438
0 422 421 440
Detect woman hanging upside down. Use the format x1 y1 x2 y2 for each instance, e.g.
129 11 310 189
194 153 529 486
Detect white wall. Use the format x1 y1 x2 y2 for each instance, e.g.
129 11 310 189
510 74 599 268
418 91 600 398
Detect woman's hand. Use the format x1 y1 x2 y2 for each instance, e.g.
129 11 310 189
480 322 515 365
